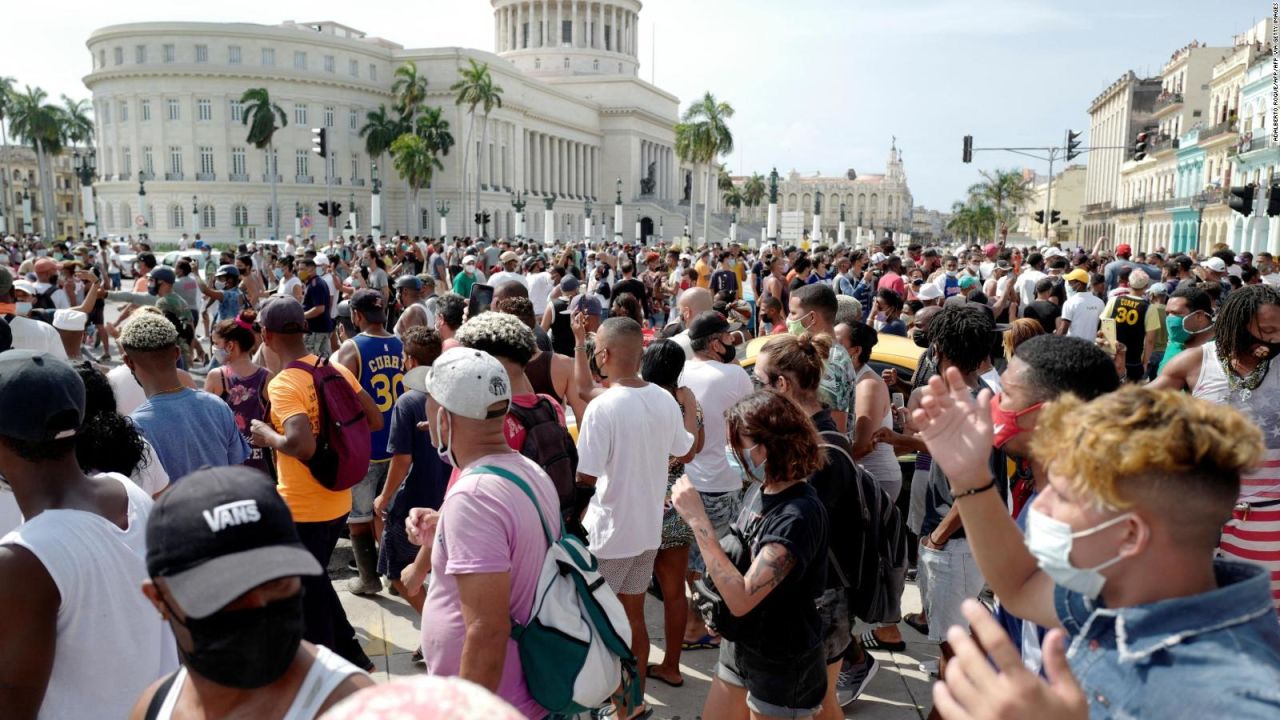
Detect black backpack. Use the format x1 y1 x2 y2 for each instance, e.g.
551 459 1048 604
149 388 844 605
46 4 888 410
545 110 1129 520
33 284 58 311
507 396 583 536
818 430 908 625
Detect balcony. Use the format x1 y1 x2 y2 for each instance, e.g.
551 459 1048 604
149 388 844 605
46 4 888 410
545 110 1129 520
296 175 314 184
164 172 184 181
1199 120 1236 142
139 171 155 181
195 172 216 182
262 173 281 182
350 178 365 187
1153 92 1184 114
1084 201 1112 214
1148 134 1179 154
229 173 249 182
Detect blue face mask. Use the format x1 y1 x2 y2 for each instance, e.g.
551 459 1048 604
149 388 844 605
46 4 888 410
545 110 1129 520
741 443 766 483
273 268 285 280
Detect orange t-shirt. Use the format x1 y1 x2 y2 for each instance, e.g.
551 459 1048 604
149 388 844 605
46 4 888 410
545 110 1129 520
694 259 712 289
268 354 363 522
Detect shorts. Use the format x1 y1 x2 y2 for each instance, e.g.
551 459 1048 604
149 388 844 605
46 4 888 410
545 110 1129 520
349 461 390 524
597 549 658 595
918 537 984 643
817 587 852 665
304 331 330 356
377 511 420 581
717 638 827 718
660 470 694 549
688 489 743 575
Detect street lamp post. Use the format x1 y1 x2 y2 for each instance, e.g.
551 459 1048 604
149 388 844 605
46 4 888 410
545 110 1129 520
72 149 97 239
192 195 200 236
583 197 593 247
1192 192 1208 255
294 202 303 239
1136 201 1146 252
22 179 33 235
614 177 623 244
370 162 382 242
543 196 556 247
511 190 527 240
136 171 147 237
436 200 450 238
766 167 780 243
838 203 847 244
347 191 356 239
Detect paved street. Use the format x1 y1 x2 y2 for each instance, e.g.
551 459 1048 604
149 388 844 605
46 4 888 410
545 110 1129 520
329 539 938 719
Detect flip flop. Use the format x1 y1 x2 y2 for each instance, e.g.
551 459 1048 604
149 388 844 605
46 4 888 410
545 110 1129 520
681 634 721 651
645 664 684 688
903 612 930 636
859 629 906 652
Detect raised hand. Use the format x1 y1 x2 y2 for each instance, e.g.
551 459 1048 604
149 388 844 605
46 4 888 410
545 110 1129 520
911 366 993 492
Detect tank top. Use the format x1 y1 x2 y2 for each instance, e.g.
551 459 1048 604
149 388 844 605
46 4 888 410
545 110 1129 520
526 349 560 403
1192 341 1280 501
353 332 405 462
219 366 274 475
550 297 574 356
1 473 179 720
152 645 362 720
853 364 904 495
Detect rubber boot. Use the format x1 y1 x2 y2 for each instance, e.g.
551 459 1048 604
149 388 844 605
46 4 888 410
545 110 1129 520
346 532 382 596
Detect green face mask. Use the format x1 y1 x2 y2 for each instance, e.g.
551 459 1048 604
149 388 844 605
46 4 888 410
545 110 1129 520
1166 311 1209 344
787 312 811 336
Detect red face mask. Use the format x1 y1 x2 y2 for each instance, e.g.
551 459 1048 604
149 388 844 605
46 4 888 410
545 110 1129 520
990 393 1043 450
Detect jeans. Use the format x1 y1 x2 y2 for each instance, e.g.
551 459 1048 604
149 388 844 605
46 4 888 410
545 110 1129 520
304 332 330 357
295 514 369 668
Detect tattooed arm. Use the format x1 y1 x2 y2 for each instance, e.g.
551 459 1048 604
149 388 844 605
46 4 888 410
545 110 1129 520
690 516 795 617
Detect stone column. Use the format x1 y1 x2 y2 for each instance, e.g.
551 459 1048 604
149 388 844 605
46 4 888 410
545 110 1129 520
555 0 562 46
541 0 549 46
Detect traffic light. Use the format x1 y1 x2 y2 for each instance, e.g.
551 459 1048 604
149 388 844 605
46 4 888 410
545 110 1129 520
962 135 973 163
331 202 342 216
1268 184 1280 218
1050 210 1062 224
1133 131 1149 161
1065 130 1083 161
318 201 330 217
1034 210 1045 224
311 128 327 158
1229 184 1256 216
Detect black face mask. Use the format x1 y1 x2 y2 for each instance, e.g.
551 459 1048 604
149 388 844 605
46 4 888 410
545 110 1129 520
716 339 736 363
589 341 607 380
169 592 305 689
1245 329 1280 359
911 328 929 349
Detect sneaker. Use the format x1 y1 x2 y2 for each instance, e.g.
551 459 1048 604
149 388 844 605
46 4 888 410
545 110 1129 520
919 659 939 677
346 576 382 596
836 654 879 706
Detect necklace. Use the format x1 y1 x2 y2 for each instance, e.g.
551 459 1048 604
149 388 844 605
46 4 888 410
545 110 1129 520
1220 351 1269 403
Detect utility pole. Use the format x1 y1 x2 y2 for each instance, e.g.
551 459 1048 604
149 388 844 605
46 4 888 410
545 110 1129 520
325 149 334 243
1043 148 1057 242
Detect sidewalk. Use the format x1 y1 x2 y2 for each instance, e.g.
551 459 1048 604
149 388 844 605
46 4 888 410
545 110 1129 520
332 539 937 719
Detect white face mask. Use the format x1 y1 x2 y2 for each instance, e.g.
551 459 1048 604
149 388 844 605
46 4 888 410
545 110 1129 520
1025 507 1133 599
432 406 455 467
14 301 32 317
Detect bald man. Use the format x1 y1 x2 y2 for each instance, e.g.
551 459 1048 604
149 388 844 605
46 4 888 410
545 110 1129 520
661 286 714 359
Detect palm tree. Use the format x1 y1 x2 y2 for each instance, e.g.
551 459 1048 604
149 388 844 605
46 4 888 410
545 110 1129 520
967 169 1032 243
392 62 429 231
58 95 95 237
946 200 996 244
680 92 734 246
674 121 699 240
9 86 64 238
742 172 766 222
240 88 287 239
391 133 443 237
722 185 744 217
414 106 454 237
0 77 16 229
451 59 504 238
360 105 403 235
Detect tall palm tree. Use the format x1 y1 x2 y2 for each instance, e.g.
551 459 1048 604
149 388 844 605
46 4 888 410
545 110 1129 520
391 133 443 237
360 105 403 234
0 77 17 230
392 62 429 231
674 121 699 241
9 86 64 238
722 186 744 213
742 172 766 222
681 92 734 246
414 106 454 237
946 200 996 244
967 169 1032 243
240 88 287 239
451 59 504 238
58 96 94 237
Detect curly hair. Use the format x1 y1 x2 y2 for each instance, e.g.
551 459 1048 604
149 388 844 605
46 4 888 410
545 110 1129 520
1013 334 1118 402
436 292 466 330
494 296 537 329
727 390 823 485
455 311 537 366
928 303 993 374
1214 283 1280 363
759 332 832 391
119 311 178 351
73 362 148 478
1033 386 1261 546
402 326 443 367
1002 318 1046 360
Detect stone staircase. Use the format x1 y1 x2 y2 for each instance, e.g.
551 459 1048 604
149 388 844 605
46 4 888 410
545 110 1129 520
634 197 766 246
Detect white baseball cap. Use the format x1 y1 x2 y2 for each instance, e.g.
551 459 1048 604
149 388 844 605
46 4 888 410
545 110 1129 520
403 347 511 420
52 309 88 332
917 283 944 301
1201 257 1227 273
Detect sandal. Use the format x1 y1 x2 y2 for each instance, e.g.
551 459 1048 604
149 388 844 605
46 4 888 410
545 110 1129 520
903 612 930 637
859 629 906 652
645 664 684 688
681 633 721 651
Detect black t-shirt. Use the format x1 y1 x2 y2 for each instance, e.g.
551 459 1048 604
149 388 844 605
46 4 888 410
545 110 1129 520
809 411 860 593
1022 299 1061 334
302 276 333 333
612 277 648 313
733 480 828 657
549 298 574 356
710 269 739 298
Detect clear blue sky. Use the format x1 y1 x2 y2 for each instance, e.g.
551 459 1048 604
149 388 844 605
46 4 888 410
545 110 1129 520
1 0 1268 210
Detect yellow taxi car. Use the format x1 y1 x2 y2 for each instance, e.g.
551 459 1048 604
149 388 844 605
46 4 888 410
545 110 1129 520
738 330 922 383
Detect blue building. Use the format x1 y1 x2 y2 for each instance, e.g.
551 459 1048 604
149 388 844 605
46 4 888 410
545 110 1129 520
1230 51 1280 253
1170 128 1207 253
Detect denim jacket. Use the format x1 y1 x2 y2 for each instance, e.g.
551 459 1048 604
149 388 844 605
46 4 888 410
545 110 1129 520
1055 559 1280 719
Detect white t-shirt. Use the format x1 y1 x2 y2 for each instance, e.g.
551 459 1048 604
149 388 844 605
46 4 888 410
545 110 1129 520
1061 292 1105 341
680 359 754 493
107 364 148 416
277 275 302 299
8 315 68 359
488 271 528 289
577 382 693 559
1016 269 1047 307
527 272 554 316
322 272 340 319
133 439 171 495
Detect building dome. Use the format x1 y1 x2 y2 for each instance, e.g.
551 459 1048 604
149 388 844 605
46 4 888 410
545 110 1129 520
492 0 642 78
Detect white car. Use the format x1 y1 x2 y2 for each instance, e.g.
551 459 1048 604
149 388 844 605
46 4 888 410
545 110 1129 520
161 249 206 270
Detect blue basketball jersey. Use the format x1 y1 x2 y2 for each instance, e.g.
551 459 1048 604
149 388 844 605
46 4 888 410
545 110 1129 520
353 332 404 462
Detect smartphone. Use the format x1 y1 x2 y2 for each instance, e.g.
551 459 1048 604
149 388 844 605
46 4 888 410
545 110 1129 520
468 283 494 317
1012 252 1023 275
1100 318 1118 356
891 392 906 433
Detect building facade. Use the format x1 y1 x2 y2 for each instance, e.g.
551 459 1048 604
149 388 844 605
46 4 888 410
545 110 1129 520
84 2 685 245
1014 164 1086 246
1081 71 1161 248
1230 42 1280 253
772 141 913 243
0 146 80 239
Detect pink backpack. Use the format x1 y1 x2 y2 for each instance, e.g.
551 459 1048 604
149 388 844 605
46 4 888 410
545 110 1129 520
287 357 371 491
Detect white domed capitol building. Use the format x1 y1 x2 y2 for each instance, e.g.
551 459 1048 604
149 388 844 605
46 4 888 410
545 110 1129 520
84 0 686 243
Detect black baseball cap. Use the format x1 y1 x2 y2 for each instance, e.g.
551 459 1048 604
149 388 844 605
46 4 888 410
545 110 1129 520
350 289 386 324
259 297 307 333
687 310 731 342
0 350 84 442
146 466 321 619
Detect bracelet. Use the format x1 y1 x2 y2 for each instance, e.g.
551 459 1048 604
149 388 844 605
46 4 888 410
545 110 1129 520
574 345 588 353
954 478 997 499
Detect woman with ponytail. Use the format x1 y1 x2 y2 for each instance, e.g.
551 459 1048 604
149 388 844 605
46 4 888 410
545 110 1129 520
205 309 275 475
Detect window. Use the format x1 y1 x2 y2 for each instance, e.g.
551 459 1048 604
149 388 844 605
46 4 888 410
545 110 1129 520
169 146 183 175
323 106 334 128
169 204 184 229
102 103 111 124
349 58 359 77
228 45 241 64
162 44 175 63
294 51 306 70
197 98 212 121
142 146 154 174
135 45 147 64
122 147 131 177
195 44 208 63
296 150 309 177
294 103 307 125
562 20 572 44
261 48 275 66
118 100 128 122
369 63 377 81
229 100 243 122
268 148 278 175
351 155 359 179
233 204 249 226
199 146 214 174
114 47 123 65
231 147 247 175
98 49 105 68
266 205 274 228
140 99 151 121
327 153 337 179
167 98 180 121
605 26 612 51
349 108 358 130
202 205 216 228
324 55 335 73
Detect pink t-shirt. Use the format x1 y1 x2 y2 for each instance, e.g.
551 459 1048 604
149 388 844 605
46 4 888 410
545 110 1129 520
877 271 906 298
421 452 561 719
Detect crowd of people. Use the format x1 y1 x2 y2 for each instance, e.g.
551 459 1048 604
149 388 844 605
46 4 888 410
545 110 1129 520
0 226 1279 720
